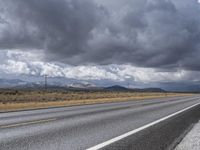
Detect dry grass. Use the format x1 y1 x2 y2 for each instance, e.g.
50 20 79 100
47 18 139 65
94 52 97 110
0 90 195 112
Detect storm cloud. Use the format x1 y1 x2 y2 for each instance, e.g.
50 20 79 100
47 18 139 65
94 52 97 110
1 0 200 70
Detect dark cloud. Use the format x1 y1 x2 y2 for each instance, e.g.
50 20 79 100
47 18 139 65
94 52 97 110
0 0 102 55
0 0 200 70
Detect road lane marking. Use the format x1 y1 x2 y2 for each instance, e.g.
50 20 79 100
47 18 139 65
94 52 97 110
87 102 200 150
0 118 57 129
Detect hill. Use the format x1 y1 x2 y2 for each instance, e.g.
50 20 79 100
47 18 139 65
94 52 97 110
104 85 128 91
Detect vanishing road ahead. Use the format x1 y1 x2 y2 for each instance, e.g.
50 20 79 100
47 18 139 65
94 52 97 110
0 96 200 150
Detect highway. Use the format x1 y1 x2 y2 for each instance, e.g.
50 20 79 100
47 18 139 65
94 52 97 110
0 96 200 150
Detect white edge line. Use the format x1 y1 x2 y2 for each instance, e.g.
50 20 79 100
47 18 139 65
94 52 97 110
86 102 200 150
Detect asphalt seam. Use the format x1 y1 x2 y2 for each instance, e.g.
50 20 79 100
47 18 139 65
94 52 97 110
0 118 57 129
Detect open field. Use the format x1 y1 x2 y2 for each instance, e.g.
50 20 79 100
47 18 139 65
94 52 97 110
0 89 195 111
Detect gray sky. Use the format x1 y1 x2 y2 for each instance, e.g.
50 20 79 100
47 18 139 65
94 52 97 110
0 0 200 88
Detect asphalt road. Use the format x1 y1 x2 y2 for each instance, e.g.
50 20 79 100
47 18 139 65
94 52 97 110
0 96 200 150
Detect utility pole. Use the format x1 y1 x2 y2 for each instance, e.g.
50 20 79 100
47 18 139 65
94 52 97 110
127 82 130 89
44 74 47 90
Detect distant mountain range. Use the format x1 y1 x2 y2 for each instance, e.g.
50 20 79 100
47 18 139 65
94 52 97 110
104 85 165 92
104 85 128 91
0 78 165 92
68 82 97 89
0 78 199 93
0 79 27 88
0 78 99 90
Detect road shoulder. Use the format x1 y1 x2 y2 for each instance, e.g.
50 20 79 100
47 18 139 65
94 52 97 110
175 120 200 150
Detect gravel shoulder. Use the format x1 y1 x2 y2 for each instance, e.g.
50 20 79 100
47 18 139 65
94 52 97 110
175 121 200 150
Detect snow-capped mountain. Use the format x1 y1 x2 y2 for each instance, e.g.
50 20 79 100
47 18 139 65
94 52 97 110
68 82 97 89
